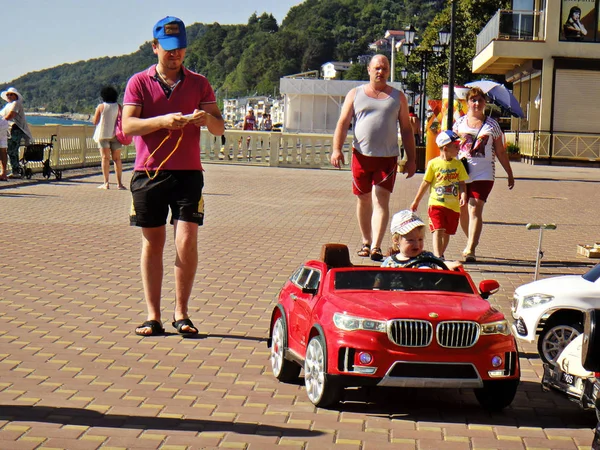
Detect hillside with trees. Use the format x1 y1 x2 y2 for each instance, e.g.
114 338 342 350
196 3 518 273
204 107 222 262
0 0 507 114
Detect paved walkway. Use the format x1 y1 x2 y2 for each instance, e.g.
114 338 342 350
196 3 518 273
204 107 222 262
0 162 599 449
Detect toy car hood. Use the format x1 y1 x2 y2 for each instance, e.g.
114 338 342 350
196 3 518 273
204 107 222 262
326 291 498 322
556 334 594 378
516 274 600 300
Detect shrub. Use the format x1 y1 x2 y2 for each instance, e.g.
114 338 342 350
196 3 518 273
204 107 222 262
506 143 520 154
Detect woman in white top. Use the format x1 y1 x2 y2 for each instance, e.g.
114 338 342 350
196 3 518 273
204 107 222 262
0 87 33 178
453 87 514 262
0 115 8 180
92 86 126 190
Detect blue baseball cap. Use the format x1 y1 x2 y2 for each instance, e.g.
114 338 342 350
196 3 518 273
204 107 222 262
436 130 461 148
153 16 187 51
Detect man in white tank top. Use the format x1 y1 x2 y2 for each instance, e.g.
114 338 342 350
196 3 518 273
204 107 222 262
331 55 416 261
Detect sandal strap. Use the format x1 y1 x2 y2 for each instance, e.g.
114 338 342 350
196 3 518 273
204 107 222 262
136 320 165 336
357 243 371 257
172 318 199 334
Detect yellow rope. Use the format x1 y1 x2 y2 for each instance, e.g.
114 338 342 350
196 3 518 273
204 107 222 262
144 129 184 180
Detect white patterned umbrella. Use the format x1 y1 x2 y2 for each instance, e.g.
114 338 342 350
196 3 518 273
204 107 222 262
465 80 525 118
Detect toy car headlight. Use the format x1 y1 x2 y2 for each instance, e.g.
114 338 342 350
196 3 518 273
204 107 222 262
333 313 387 333
480 320 511 336
522 293 554 308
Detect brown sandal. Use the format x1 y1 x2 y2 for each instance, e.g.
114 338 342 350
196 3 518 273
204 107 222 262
357 243 371 257
370 247 384 262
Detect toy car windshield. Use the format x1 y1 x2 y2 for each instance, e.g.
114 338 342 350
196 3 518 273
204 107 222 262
334 270 474 293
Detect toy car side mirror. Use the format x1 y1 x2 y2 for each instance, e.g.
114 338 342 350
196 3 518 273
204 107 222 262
302 287 318 295
479 280 500 300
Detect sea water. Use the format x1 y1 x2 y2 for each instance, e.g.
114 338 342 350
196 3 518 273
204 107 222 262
26 115 92 126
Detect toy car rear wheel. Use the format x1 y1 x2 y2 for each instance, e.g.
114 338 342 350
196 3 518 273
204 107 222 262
474 379 519 411
582 309 600 372
24 168 33 179
270 316 301 382
538 319 583 365
304 334 342 407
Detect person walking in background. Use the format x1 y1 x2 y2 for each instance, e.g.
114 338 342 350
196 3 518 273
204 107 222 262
410 130 468 259
454 87 514 262
122 16 224 336
408 105 421 146
331 54 416 261
92 86 126 190
262 113 273 131
0 87 33 178
0 114 8 181
242 106 256 159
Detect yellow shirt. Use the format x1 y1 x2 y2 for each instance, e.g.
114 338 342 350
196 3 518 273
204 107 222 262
424 157 469 213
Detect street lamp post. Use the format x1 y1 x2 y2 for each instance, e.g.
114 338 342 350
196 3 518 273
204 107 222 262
445 0 457 130
401 26 447 145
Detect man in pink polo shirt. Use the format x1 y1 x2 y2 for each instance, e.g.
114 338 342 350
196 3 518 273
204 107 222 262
122 16 224 337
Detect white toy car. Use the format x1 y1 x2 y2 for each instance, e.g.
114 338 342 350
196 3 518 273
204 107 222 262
512 263 600 365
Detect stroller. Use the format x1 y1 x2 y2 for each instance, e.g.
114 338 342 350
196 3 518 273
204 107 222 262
20 134 62 180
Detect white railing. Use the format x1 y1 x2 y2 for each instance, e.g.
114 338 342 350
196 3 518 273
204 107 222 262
21 125 600 175
505 131 600 161
23 125 355 173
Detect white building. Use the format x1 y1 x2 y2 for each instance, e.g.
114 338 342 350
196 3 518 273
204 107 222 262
321 62 352 80
280 78 404 134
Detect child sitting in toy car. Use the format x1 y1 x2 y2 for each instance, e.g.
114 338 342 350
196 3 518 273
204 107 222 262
381 210 462 271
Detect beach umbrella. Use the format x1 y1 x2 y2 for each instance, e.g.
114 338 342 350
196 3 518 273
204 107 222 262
465 80 525 118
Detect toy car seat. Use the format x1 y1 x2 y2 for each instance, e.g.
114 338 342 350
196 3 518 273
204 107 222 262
321 243 352 268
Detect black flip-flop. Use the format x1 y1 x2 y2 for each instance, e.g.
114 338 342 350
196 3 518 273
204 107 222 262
135 320 165 336
172 318 199 335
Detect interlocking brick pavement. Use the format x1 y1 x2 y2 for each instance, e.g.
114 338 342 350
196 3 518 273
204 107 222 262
0 161 599 449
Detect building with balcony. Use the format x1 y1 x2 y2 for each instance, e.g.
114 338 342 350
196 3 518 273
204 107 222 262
473 0 600 163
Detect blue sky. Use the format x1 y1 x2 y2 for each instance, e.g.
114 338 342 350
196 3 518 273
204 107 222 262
2 0 304 83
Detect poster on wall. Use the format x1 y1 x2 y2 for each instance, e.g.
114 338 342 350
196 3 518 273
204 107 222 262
560 0 596 41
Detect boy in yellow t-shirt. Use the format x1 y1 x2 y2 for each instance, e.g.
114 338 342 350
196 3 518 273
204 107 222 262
410 130 468 259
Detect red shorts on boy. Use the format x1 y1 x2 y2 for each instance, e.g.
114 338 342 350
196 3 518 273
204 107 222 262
351 149 398 195
428 205 460 235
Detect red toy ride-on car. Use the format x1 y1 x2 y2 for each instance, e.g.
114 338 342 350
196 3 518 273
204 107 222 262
268 243 520 410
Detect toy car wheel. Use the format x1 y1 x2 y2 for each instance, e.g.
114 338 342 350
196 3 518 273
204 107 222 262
582 309 600 372
474 379 519 411
270 316 301 382
55 171 62 181
538 320 583 365
304 334 342 407
24 168 33 179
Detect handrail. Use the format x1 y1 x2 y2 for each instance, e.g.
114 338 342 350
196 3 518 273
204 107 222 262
15 125 599 176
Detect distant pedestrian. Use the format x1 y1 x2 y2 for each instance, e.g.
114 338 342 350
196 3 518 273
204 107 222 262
242 107 256 158
0 114 8 180
122 16 224 337
410 130 468 259
408 105 421 146
0 87 33 178
331 54 416 262
454 87 514 262
262 113 273 131
92 86 126 190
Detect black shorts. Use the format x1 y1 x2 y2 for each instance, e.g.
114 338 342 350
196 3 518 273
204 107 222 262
129 170 204 228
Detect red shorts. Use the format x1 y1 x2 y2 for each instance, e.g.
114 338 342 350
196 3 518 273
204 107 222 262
428 205 460 235
466 180 494 202
351 149 398 195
